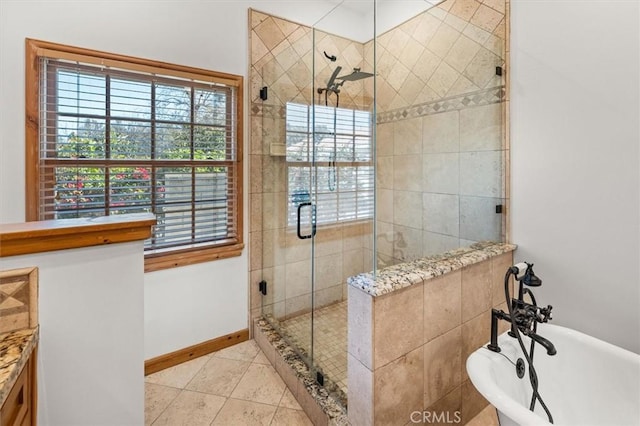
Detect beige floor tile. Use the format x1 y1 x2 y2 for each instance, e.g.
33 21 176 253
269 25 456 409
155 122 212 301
185 356 251 397
279 387 302 410
270 406 313 426
152 390 226 426
145 355 210 389
215 339 260 362
231 363 286 405
466 404 499 426
145 383 180 426
253 349 271 364
211 398 277 426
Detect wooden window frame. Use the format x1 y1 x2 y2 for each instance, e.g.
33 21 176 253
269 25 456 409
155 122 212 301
25 38 244 272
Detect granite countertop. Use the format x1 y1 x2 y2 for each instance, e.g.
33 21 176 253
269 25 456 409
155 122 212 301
348 241 517 297
0 327 39 408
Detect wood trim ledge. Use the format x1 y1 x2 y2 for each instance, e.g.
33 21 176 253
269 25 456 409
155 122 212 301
145 329 249 376
0 213 156 257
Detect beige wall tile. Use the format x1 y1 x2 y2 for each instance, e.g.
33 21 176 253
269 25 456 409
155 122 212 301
387 61 411 92
470 4 503 33
428 62 460 97
463 48 501 89
394 190 423 228
413 49 441 84
285 259 311 299
377 155 394 189
423 153 460 194
377 188 394 223
490 252 513 307
284 292 312 319
376 221 395 258
343 248 365 282
424 327 463 409
348 354 374 426
374 283 424 368
446 35 482 73
459 151 502 198
394 117 423 156
447 74 481 97
315 252 344 290
348 286 374 369
424 385 462 426
460 103 502 152
314 284 343 308
450 0 482 21
374 346 424 425
399 41 426 71
314 226 343 258
394 224 425 262
412 12 442 45
344 222 367 251
461 379 489 423
423 193 460 237
423 231 461 257
394 155 423 192
424 271 463 343
461 310 491 381
461 261 492 322
423 110 460 154
377 122 394 156
427 23 460 58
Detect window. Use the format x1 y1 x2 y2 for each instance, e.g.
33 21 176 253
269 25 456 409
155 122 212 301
285 102 373 227
25 39 243 271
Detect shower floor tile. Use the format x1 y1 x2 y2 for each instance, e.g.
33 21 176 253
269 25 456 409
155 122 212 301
279 301 348 396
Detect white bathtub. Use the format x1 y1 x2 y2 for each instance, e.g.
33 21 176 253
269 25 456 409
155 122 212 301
466 323 640 426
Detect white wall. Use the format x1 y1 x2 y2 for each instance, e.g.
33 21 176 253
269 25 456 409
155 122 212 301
511 0 640 353
0 0 363 361
0 243 145 425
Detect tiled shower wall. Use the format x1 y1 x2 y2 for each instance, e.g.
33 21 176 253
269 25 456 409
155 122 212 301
363 0 509 267
249 10 374 321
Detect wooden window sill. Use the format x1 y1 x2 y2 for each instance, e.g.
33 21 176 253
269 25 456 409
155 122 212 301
0 213 156 257
144 243 244 273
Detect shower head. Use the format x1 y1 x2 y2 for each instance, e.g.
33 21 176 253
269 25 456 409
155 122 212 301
326 66 343 91
337 67 374 81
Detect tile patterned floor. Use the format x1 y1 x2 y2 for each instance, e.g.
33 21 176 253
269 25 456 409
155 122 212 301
279 301 348 396
145 337 498 426
145 340 312 425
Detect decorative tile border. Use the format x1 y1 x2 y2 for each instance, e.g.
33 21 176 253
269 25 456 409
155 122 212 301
377 86 506 124
251 102 286 119
348 241 516 297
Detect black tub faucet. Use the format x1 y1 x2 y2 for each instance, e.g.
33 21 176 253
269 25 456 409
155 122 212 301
487 262 556 356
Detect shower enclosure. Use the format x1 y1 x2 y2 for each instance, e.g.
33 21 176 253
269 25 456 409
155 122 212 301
250 0 508 410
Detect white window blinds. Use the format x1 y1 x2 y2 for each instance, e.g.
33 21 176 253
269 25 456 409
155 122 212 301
38 57 240 253
285 102 374 227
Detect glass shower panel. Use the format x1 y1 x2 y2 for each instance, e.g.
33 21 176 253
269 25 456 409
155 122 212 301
310 0 376 406
258 32 315 367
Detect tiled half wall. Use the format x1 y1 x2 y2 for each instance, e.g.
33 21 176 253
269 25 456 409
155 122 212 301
347 248 514 425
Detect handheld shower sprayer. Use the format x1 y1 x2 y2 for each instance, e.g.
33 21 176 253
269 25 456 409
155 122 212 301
487 261 556 423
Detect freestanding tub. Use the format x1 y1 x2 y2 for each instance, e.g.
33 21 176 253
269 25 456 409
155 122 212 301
466 323 640 426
